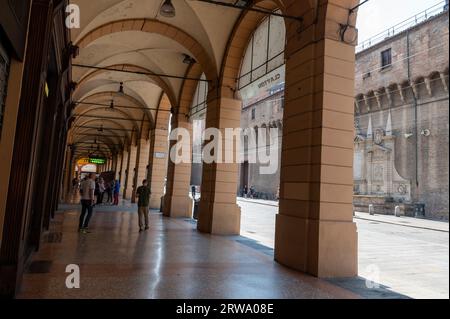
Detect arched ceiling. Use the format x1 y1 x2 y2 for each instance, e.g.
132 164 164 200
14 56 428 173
70 0 245 158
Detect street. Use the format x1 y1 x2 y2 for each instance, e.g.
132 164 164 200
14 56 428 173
237 199 449 299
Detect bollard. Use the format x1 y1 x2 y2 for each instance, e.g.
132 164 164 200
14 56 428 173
369 204 374 216
395 206 401 217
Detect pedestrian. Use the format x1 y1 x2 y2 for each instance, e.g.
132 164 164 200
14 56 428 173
106 181 113 204
136 179 151 232
191 185 196 200
97 177 105 205
243 185 248 198
113 179 120 205
250 185 255 199
79 172 96 233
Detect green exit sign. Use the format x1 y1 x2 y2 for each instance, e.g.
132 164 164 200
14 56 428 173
89 157 106 164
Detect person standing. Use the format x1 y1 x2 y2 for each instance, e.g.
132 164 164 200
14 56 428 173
97 177 106 205
136 179 151 232
106 181 113 204
79 172 96 233
113 179 121 205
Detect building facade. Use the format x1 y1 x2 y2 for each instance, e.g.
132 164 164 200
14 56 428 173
354 9 449 220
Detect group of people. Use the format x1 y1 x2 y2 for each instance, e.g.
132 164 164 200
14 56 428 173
242 185 256 199
76 174 151 233
94 178 121 206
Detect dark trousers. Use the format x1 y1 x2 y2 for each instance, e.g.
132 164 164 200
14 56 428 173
79 199 94 229
113 193 119 205
97 192 104 204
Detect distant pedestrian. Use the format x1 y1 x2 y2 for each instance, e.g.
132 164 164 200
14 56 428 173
106 181 113 204
97 178 105 205
136 179 151 232
79 172 96 233
250 185 255 199
243 185 248 198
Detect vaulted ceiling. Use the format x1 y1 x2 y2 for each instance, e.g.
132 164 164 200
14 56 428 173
70 0 244 159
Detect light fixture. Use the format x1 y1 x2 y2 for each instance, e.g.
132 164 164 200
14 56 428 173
98 125 104 132
421 129 431 137
118 82 124 95
404 133 413 139
182 54 196 65
160 0 176 18
110 99 115 109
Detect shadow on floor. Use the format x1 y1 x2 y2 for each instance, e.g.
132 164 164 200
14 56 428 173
327 277 411 299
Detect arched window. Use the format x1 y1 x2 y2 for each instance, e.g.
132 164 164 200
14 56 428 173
238 11 286 91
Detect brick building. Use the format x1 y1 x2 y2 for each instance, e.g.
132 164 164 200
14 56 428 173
354 8 449 220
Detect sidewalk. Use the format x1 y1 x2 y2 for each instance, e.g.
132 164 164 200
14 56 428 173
237 198 449 232
354 212 449 232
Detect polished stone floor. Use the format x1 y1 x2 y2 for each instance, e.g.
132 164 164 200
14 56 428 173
18 205 361 299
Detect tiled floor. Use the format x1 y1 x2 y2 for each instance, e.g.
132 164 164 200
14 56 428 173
18 206 361 299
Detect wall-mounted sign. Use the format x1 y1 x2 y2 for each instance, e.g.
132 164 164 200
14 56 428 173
155 152 166 159
89 157 106 164
77 158 90 165
240 64 285 109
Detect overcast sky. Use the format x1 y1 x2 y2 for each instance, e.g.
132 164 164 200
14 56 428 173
356 0 444 42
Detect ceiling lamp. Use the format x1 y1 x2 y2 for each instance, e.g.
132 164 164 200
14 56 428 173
118 82 124 95
182 54 196 65
160 0 176 17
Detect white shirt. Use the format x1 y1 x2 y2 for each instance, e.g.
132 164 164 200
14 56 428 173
80 179 95 200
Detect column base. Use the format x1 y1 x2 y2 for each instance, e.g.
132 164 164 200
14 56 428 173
197 202 241 235
275 214 358 278
163 195 192 218
150 193 164 210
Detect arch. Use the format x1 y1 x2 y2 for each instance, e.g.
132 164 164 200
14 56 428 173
178 62 204 115
75 19 218 84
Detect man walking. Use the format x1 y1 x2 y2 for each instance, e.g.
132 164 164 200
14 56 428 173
136 179 151 232
79 172 96 233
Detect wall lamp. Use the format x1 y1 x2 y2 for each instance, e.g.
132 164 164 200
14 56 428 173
182 54 196 65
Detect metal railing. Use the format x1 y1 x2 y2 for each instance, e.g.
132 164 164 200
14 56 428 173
356 1 448 53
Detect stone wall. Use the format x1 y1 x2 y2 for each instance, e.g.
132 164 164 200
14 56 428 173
354 10 449 220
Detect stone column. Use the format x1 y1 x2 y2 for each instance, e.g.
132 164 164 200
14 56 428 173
163 114 192 217
116 152 123 180
274 38 358 278
119 148 128 195
197 97 241 235
132 138 151 202
123 143 137 200
148 126 169 209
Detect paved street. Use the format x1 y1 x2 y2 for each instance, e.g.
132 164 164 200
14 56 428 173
237 199 449 299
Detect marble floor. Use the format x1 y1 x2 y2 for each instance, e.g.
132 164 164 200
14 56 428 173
18 206 361 299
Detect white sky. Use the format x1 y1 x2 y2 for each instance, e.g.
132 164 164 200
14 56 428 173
356 0 444 42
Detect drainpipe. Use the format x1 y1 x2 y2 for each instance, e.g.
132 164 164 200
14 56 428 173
406 30 419 190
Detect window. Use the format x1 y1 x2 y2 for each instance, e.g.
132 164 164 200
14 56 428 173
381 49 392 69
251 108 256 120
